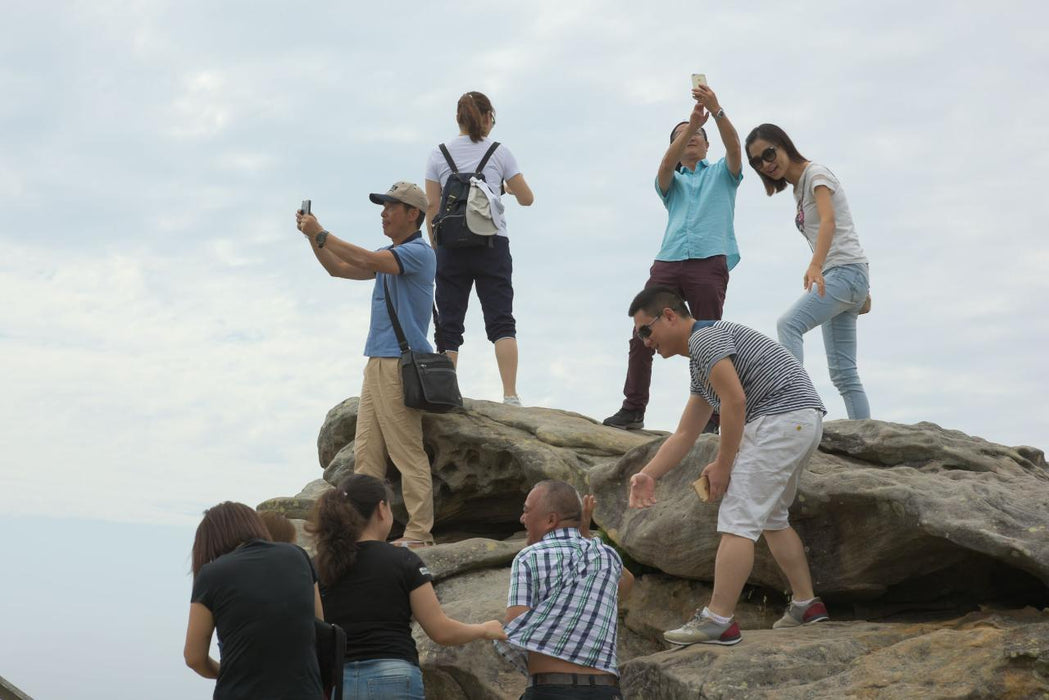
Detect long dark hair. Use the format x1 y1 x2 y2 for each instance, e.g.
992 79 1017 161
744 123 808 196
308 474 391 586
457 91 494 143
191 502 272 576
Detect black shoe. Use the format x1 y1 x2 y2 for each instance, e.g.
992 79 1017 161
603 408 645 430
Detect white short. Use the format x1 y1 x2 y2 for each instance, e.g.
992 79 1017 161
717 408 823 541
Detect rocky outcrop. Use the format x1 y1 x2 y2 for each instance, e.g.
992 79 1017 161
258 399 1049 698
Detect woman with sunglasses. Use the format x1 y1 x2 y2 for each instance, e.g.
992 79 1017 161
309 473 506 699
744 124 871 419
424 91 534 406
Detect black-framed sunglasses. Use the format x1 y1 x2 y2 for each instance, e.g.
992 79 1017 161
748 146 777 169
636 313 664 340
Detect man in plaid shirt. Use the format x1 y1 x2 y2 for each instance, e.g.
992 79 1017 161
501 480 634 699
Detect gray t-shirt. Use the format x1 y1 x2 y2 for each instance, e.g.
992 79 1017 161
425 136 521 237
793 163 868 271
689 321 826 423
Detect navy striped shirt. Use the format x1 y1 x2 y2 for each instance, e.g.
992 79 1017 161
501 529 622 675
689 321 826 422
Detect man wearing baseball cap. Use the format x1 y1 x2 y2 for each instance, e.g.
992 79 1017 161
296 181 438 547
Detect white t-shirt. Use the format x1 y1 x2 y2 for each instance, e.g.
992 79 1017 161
793 163 868 270
425 136 521 237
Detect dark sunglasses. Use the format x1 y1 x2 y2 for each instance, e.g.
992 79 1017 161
636 313 664 340
748 146 777 169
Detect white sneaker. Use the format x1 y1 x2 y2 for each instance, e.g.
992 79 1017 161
503 396 522 406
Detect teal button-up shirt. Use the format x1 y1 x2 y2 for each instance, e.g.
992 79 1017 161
654 158 742 270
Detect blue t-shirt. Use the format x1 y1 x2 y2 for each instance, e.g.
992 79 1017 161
364 232 436 358
654 158 742 269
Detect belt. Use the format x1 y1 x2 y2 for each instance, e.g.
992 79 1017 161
528 673 619 687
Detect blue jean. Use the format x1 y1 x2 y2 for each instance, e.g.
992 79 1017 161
342 658 423 700
777 263 870 419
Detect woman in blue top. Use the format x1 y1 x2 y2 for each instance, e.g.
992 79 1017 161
425 91 534 406
745 123 871 419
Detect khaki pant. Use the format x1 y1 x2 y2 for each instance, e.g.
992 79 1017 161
354 357 434 542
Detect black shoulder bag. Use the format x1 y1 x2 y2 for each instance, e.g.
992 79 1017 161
383 276 463 413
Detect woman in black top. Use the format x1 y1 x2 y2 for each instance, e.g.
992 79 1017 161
184 501 323 700
309 474 506 699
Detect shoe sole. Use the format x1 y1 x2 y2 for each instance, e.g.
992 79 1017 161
664 636 742 647
773 616 828 630
602 421 644 430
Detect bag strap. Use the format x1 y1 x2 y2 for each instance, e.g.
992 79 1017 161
382 276 411 355
438 144 458 174
474 142 500 175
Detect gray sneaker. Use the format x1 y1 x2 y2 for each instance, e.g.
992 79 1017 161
663 610 742 646
603 408 644 430
772 597 830 629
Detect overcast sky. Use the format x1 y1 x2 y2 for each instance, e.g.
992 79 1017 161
2 1 1047 532
2 3 1048 698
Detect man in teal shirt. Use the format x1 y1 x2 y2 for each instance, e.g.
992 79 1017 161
604 83 743 431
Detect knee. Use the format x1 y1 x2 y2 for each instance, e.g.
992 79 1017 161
776 312 798 341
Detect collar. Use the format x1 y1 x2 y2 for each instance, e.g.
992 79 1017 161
388 230 423 249
541 527 584 543
692 320 717 334
680 159 711 173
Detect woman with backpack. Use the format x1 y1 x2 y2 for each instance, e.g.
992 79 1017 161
425 91 534 406
745 123 871 419
184 502 323 699
309 473 506 699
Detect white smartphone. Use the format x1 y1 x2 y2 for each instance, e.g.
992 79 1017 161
691 73 707 90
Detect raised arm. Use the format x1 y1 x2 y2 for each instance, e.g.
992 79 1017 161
657 102 709 194
410 582 507 645
693 85 741 177
296 211 400 278
628 393 714 507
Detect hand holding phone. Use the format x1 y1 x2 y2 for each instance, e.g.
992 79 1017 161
300 199 311 215
691 73 707 91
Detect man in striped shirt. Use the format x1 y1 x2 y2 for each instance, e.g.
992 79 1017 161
502 480 634 698
626 286 830 646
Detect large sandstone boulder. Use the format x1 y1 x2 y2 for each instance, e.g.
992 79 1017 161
619 608 1049 699
312 398 658 533
590 420 1049 608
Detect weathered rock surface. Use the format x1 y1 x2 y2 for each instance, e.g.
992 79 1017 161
590 420 1049 607
259 399 1049 699
310 398 659 533
620 608 1049 700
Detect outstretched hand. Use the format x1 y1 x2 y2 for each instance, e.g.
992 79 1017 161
296 210 323 238
686 101 709 132
580 494 597 538
480 620 508 641
691 84 721 114
628 472 657 508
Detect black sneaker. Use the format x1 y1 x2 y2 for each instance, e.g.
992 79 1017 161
603 408 645 430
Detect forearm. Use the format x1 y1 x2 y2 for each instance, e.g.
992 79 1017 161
308 239 374 279
713 114 741 170
712 398 745 469
186 654 220 679
641 430 698 481
428 616 489 646
810 221 835 270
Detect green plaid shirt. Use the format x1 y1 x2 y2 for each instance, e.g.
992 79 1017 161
500 528 622 675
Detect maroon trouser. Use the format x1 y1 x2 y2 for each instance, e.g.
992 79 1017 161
621 256 729 412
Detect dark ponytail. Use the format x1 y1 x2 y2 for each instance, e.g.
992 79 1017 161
307 474 390 586
456 91 494 143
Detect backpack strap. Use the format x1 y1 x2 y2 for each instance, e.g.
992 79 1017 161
475 142 500 174
438 144 458 174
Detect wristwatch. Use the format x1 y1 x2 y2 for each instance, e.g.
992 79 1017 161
714 108 726 120
315 230 329 248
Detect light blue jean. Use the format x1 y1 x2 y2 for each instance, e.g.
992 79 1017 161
777 263 870 419
342 658 424 700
